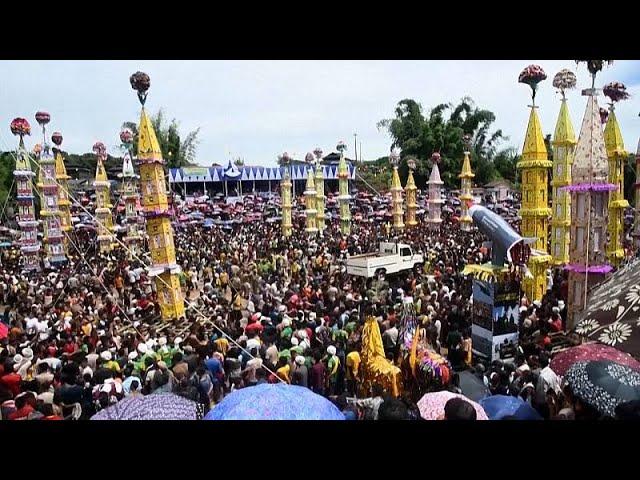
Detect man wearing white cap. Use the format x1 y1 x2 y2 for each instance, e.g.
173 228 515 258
291 355 309 388
326 345 340 396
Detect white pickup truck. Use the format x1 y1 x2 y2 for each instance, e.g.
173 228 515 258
346 242 424 278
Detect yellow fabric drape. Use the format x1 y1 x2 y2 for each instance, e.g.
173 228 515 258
361 316 402 397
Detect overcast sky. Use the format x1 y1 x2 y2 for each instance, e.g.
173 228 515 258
1 60 639 167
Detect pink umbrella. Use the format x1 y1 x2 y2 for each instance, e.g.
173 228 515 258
550 343 640 377
0 323 8 340
417 391 488 420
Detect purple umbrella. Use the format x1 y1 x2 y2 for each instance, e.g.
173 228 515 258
91 393 204 420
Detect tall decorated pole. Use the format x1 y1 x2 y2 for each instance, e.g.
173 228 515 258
314 147 326 233
389 149 405 232
458 134 474 232
11 118 41 272
602 81 630 267
303 152 318 235
120 127 143 257
566 60 615 329
404 158 418 228
131 71 185 321
35 112 67 266
337 141 351 235
92 141 115 253
550 69 577 266
51 132 73 238
517 65 552 302
279 152 293 237
426 152 444 230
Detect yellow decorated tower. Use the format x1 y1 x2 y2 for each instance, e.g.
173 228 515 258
603 81 630 267
458 137 474 232
130 71 185 320
51 132 72 238
303 153 318 235
337 142 351 235
517 65 552 302
92 142 115 253
314 147 326 232
404 158 418 228
389 149 405 232
279 152 293 237
550 72 577 266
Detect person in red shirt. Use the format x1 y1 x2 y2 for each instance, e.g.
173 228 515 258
0 363 22 397
548 308 563 333
63 338 77 355
7 393 34 420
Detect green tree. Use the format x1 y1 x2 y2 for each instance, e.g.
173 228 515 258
377 97 513 189
122 109 200 168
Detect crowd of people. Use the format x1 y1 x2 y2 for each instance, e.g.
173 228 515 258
0 188 637 420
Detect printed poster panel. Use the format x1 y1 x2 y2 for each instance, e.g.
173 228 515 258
472 279 493 359
491 279 520 361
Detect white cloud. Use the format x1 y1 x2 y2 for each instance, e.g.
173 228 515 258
1 60 638 167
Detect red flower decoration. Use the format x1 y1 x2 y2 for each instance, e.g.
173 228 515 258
93 141 107 158
130 71 151 93
518 64 547 102
10 118 31 137
518 64 547 87
51 132 63 146
431 152 442 164
130 71 151 105
120 128 134 145
603 81 630 104
35 111 51 126
313 147 323 159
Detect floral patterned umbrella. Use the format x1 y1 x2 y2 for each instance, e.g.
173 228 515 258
551 344 640 377
564 360 640 417
91 393 205 420
574 258 640 359
417 391 488 420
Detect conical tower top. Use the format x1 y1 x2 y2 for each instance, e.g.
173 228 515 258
122 151 136 178
15 137 32 172
405 169 417 190
94 156 109 184
304 167 316 193
428 162 444 185
459 151 475 179
391 165 402 191
519 107 551 167
553 99 576 146
337 151 349 178
138 108 163 163
604 109 626 157
572 90 609 185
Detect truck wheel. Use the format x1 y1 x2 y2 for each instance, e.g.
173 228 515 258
414 263 424 275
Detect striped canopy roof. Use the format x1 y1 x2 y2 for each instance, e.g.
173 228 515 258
169 164 356 183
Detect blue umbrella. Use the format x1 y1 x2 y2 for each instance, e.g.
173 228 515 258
479 395 542 420
205 384 345 420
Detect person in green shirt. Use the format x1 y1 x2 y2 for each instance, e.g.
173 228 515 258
325 345 340 396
